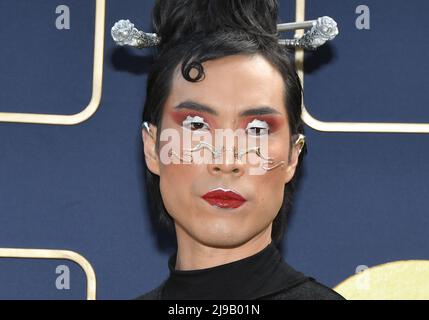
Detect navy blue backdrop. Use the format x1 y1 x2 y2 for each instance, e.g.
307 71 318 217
0 0 428 299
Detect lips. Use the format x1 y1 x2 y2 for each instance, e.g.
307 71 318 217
202 189 246 209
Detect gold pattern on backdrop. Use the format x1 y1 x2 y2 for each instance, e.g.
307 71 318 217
334 260 429 299
296 0 429 133
0 0 105 125
0 248 96 300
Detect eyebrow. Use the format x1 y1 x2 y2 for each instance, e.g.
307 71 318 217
173 100 282 117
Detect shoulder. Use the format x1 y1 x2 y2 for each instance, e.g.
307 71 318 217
134 282 165 300
262 277 345 300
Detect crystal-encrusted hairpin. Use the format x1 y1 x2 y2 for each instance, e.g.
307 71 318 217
111 16 339 51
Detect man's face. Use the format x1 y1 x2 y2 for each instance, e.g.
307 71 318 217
143 54 301 248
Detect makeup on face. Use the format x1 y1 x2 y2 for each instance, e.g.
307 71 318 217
201 187 247 209
169 100 285 135
165 100 288 171
245 119 269 136
182 115 210 132
180 115 276 137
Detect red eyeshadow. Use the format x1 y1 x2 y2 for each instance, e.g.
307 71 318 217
238 115 285 133
169 109 217 129
169 110 284 133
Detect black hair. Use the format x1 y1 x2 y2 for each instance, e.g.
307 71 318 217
142 0 307 247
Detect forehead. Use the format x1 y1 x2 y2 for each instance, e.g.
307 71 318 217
166 54 286 117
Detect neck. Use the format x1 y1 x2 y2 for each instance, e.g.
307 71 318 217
173 223 273 271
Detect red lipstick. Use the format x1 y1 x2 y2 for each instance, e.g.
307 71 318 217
202 188 246 209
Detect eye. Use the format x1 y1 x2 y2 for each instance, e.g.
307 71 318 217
245 119 270 136
182 115 210 132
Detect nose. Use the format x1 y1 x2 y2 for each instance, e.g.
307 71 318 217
207 146 245 177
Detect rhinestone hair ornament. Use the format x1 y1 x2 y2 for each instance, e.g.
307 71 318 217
111 16 339 50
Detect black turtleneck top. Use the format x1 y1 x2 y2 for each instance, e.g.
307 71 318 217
136 242 345 300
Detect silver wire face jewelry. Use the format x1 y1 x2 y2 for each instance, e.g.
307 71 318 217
142 121 306 172
167 143 287 172
111 17 338 51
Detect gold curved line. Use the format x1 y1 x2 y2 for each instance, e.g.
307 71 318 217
0 0 105 125
0 248 96 300
295 0 429 133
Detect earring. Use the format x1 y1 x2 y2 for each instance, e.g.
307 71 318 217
294 134 306 154
142 121 154 140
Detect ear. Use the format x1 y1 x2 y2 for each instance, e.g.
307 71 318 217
283 135 305 184
142 122 160 176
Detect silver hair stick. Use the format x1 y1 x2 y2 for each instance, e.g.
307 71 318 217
278 16 339 50
111 16 339 50
111 19 160 48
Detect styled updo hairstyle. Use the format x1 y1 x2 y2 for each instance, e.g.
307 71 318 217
142 0 307 247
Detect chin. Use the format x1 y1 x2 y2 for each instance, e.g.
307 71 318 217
197 236 251 249
190 225 258 249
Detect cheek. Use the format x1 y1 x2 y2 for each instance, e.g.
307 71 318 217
252 173 286 222
158 163 200 217
268 135 290 160
160 164 191 196
250 139 289 207
256 170 286 197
